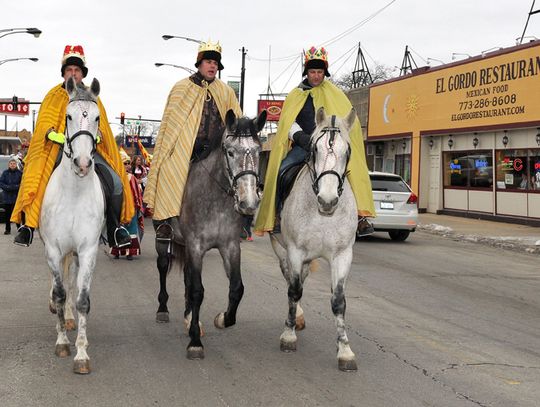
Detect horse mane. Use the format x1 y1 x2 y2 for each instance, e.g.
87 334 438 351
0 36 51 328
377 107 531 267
70 83 97 102
201 115 262 157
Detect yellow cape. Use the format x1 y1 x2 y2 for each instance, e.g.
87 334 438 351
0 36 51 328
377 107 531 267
144 77 242 220
11 83 135 226
254 80 375 234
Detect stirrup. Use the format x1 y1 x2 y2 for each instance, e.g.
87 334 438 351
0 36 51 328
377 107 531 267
356 217 375 237
155 223 173 242
14 225 34 247
114 226 131 248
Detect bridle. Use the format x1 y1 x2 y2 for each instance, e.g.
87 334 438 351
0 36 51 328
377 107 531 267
221 129 261 199
308 115 351 197
63 99 99 159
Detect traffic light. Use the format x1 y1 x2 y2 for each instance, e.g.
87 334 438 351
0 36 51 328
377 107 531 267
120 112 125 125
12 96 18 110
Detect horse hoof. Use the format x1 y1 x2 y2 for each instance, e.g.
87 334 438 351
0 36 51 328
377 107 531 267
296 315 306 331
156 312 170 323
186 346 205 360
73 359 91 374
214 313 225 329
338 358 358 372
65 319 76 331
55 344 71 358
280 340 297 353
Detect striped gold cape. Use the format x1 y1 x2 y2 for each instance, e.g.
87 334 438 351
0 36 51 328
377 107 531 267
11 83 135 227
143 77 242 220
254 80 375 234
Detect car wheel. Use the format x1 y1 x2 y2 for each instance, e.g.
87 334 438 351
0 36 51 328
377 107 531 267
388 230 410 241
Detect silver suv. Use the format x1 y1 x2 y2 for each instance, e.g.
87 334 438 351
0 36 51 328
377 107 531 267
365 171 418 241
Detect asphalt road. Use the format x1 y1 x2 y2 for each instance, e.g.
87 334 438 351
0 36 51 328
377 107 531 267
1 223 539 407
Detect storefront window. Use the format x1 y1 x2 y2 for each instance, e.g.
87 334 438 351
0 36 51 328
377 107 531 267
395 154 411 185
495 149 529 190
443 151 493 188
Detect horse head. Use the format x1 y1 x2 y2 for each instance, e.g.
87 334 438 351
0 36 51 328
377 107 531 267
64 77 101 177
309 107 355 215
222 109 267 215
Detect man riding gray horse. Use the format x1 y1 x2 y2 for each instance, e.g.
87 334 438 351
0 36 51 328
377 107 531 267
254 46 376 236
144 40 242 235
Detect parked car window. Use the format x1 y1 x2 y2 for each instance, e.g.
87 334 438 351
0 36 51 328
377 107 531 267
370 175 410 192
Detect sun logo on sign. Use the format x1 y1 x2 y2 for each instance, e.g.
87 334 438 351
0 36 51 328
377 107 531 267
405 94 419 119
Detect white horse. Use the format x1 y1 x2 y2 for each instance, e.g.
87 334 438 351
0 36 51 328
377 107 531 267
39 77 105 374
270 107 359 371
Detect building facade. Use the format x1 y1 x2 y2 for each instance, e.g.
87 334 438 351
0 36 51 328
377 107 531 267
358 40 540 224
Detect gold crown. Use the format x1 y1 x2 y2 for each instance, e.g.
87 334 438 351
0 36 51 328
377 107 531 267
304 46 328 64
197 40 222 54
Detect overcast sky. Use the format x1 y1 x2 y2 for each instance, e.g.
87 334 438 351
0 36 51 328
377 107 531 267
1 0 537 133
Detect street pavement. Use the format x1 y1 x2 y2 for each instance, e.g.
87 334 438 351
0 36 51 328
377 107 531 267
417 213 540 255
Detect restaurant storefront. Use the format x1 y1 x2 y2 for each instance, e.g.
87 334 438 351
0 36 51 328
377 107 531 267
366 40 540 223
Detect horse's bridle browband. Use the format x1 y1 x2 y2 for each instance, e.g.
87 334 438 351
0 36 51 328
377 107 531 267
63 99 99 159
308 115 351 197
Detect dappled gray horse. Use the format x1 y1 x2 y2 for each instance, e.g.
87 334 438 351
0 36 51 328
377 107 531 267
270 107 359 371
154 110 266 359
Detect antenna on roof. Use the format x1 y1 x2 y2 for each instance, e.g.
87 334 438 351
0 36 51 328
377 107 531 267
399 45 418 76
518 0 539 45
351 42 373 88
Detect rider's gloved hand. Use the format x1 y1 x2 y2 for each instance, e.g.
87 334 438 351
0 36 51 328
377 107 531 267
47 130 66 145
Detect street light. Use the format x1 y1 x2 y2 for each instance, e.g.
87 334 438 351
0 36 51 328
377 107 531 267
162 35 202 44
0 57 39 66
155 62 195 75
451 52 472 60
426 57 445 65
0 27 42 39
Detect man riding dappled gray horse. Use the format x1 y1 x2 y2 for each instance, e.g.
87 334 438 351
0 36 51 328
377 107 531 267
39 77 105 374
270 107 361 371
144 38 267 360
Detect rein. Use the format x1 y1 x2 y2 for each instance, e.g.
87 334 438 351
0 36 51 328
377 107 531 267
308 115 351 197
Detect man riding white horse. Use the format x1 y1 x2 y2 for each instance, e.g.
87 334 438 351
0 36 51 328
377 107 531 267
254 46 376 235
11 45 134 248
144 40 242 237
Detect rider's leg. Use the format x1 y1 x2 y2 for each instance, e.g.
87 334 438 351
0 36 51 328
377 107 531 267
14 148 64 247
94 154 130 248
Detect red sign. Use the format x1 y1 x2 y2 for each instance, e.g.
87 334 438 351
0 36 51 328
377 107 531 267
257 99 284 122
0 99 30 116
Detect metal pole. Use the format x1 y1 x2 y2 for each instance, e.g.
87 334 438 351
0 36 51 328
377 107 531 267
32 110 36 132
240 47 246 111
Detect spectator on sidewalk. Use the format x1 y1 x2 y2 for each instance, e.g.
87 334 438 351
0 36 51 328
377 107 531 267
0 156 23 235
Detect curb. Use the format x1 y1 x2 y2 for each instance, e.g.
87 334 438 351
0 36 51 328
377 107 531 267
417 224 540 255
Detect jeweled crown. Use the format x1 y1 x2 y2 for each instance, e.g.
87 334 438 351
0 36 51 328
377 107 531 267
304 46 328 64
197 40 222 54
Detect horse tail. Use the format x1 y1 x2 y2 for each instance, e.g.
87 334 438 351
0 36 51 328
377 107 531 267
169 242 186 275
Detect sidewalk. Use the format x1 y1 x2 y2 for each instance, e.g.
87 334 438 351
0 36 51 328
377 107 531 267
417 213 540 255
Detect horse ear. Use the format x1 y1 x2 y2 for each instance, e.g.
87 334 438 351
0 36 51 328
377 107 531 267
315 107 326 126
344 108 356 130
254 110 267 132
66 77 77 97
90 78 100 99
225 109 237 131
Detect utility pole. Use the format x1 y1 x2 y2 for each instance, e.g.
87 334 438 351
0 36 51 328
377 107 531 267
239 47 247 111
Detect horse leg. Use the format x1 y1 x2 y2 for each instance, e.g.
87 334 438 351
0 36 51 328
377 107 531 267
280 250 304 352
72 251 96 374
64 254 78 331
46 252 71 358
185 249 205 359
331 249 357 372
214 241 243 329
270 235 307 331
155 240 170 323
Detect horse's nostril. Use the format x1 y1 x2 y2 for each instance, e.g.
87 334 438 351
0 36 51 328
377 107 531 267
331 197 338 207
74 157 80 168
317 196 325 206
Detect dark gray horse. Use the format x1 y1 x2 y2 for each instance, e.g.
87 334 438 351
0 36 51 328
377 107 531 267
154 109 266 360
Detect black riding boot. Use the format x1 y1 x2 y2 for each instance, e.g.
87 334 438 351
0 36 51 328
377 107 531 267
106 194 131 248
